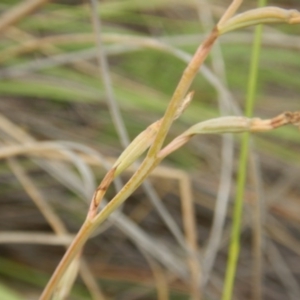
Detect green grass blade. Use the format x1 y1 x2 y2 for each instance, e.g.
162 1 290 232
0 282 24 300
222 0 267 299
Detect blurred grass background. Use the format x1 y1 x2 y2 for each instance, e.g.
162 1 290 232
0 0 300 299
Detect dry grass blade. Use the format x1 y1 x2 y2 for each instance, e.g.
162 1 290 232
52 255 80 300
0 116 107 299
89 0 129 148
266 217 300 257
249 151 265 300
267 240 300 300
217 0 243 27
179 173 201 299
159 112 300 159
219 6 300 34
0 232 74 245
109 211 189 279
0 0 50 34
7 158 67 235
196 0 235 290
137 247 170 300
89 0 192 258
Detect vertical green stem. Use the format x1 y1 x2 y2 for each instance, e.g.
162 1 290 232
222 1 266 299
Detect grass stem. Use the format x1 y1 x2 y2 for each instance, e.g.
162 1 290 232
222 1 266 299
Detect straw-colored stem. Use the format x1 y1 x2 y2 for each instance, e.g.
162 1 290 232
147 27 219 158
0 0 50 34
91 25 219 233
219 7 300 34
217 0 243 27
39 220 94 300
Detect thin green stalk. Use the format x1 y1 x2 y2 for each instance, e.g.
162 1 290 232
222 1 266 299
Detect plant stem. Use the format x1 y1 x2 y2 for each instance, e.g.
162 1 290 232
92 27 219 226
39 25 220 300
39 220 94 300
222 0 266 299
218 0 243 27
147 27 219 158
